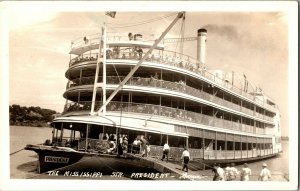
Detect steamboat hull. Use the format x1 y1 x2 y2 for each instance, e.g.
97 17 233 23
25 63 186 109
25 144 85 173
25 144 279 174
188 153 279 170
25 144 162 176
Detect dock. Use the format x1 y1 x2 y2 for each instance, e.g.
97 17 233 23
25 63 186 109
125 153 211 180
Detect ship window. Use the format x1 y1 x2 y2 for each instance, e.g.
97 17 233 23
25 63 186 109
168 135 185 148
242 142 247 150
216 140 225 150
234 142 241 150
227 141 234 150
188 137 203 149
147 132 161 146
247 142 252 149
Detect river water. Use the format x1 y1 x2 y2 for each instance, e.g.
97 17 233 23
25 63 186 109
10 125 289 181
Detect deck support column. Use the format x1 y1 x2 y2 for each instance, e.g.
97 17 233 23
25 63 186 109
233 139 235 159
52 123 55 142
240 135 242 159
77 91 81 104
225 133 227 159
263 138 266 156
186 137 189 149
185 126 188 149
160 134 162 146
79 68 82 85
215 132 217 159
202 135 205 159
251 141 253 157
85 124 90 152
55 126 58 141
60 123 64 142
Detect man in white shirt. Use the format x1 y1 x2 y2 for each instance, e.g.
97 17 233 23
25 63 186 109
181 147 190 172
227 163 238 181
161 142 170 161
213 163 225 181
216 165 225 181
258 163 271 181
240 163 252 181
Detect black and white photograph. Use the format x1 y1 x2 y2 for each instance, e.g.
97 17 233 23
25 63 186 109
0 1 298 190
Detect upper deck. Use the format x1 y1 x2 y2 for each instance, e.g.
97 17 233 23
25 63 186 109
67 34 278 115
70 34 164 55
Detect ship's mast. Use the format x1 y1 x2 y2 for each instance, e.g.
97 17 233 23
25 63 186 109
90 22 107 115
102 23 107 114
97 11 185 115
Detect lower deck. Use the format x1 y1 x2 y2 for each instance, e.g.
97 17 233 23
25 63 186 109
50 118 278 162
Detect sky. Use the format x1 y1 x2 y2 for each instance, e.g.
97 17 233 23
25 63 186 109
4 2 296 138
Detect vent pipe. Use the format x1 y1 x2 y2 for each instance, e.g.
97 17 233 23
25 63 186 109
197 28 207 67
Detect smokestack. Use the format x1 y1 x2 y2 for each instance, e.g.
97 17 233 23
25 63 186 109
197 28 207 67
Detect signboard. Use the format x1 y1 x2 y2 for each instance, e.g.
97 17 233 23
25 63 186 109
45 156 69 163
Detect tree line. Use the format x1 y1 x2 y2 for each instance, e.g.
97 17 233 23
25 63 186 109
9 104 58 127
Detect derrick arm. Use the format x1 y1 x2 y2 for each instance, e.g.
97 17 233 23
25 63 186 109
96 11 185 115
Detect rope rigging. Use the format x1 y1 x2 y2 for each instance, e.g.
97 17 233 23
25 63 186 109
174 13 186 56
10 148 25 155
107 12 178 29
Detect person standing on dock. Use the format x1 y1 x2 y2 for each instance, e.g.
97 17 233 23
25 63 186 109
181 147 190 172
224 163 230 180
161 142 170 162
213 164 225 181
240 163 252 181
227 163 238 181
258 163 271 181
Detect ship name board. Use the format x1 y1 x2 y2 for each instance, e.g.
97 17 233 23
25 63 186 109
45 156 69 163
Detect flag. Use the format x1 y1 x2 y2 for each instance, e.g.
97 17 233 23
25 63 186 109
105 12 116 18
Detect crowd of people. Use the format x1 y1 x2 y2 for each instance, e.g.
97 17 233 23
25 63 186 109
132 135 150 157
212 162 271 181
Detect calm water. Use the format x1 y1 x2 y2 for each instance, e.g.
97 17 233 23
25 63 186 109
10 126 289 180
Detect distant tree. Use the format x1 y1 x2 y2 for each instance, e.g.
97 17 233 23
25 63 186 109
9 104 58 126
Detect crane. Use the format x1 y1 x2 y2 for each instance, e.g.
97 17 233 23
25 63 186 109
96 12 186 115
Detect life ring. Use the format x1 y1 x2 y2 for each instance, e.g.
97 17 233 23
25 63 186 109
108 141 116 152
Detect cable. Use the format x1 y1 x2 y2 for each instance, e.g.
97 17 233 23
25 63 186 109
10 148 24 155
108 13 178 29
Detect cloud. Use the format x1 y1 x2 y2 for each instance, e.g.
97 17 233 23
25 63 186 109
203 24 239 40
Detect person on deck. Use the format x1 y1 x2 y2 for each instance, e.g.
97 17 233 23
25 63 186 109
161 142 170 162
122 135 128 154
117 135 123 156
140 136 148 157
258 163 271 181
181 147 190 172
128 33 133 41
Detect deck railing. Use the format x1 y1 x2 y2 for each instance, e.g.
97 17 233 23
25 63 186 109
147 145 273 160
64 101 270 135
67 76 274 123
68 46 277 113
53 137 274 160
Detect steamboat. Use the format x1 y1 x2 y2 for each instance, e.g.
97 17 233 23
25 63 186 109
25 12 282 174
